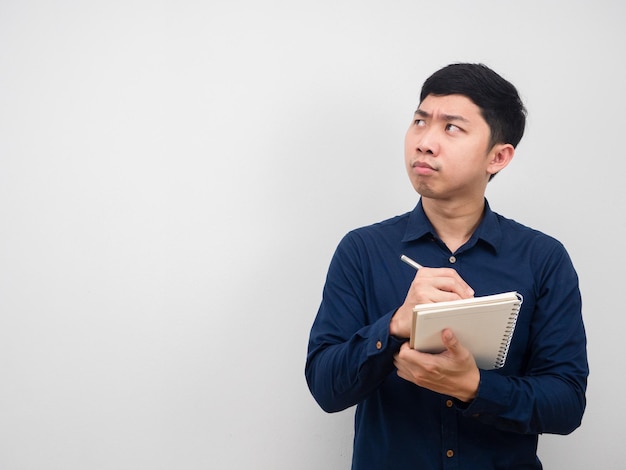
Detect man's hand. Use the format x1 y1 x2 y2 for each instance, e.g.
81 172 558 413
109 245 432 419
393 328 480 402
390 267 474 338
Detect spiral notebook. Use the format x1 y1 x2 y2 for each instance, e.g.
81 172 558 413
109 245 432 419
409 291 523 370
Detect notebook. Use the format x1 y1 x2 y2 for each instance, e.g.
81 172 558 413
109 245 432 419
409 291 523 370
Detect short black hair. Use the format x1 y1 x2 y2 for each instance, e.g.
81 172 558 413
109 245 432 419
420 63 527 149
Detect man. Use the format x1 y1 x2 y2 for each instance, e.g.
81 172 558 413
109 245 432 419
305 63 588 469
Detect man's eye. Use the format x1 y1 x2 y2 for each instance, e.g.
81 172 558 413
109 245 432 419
445 124 460 132
414 119 425 126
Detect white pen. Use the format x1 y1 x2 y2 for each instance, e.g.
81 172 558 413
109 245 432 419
400 254 423 270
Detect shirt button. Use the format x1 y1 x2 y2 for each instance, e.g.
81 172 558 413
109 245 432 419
449 256 456 264
446 450 454 458
375 340 382 350
446 399 454 408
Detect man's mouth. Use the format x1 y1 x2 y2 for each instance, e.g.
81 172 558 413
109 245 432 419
412 160 437 175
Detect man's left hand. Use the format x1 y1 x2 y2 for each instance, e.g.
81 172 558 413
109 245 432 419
393 328 480 402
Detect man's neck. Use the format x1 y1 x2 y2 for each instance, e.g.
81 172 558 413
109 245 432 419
421 197 486 253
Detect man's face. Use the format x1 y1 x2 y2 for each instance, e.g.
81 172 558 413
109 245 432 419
404 93 498 201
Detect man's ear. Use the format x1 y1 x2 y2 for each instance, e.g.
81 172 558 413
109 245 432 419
487 144 515 177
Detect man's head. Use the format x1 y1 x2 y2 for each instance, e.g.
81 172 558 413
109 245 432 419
420 63 526 150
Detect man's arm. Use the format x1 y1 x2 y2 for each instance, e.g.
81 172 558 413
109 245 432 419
306 236 476 412
305 235 403 412
467 244 587 435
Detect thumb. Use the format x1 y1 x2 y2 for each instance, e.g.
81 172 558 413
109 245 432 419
441 328 459 351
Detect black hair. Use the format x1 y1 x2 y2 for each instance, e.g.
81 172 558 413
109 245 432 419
420 63 527 149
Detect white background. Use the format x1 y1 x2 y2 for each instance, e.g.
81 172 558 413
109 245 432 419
1 1 624 468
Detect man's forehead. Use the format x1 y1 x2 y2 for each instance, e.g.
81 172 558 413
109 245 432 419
416 94 483 122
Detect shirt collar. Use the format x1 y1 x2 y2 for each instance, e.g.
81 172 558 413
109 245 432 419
402 198 502 253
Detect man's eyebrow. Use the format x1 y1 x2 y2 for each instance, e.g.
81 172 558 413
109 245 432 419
414 109 470 123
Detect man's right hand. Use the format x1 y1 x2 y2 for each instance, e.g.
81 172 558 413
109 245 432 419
389 267 474 339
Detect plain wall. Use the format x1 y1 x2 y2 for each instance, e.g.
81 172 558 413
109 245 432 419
1 1 624 468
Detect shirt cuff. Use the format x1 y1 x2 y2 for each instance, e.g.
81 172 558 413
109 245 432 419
365 310 405 359
460 370 512 417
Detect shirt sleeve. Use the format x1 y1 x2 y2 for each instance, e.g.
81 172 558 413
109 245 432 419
460 242 588 435
305 233 404 413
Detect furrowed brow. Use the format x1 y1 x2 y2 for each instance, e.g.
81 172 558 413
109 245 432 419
414 109 469 123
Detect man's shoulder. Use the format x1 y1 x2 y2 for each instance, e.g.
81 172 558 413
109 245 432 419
348 212 411 238
494 211 566 251
334 211 412 254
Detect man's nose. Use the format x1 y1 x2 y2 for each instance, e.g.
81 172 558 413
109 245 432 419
416 128 439 155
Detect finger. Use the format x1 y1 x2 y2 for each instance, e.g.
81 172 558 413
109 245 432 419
395 342 420 370
415 268 474 299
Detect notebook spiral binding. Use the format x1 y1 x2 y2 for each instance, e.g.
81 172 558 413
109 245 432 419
494 294 524 369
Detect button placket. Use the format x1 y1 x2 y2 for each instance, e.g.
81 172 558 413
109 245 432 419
441 395 458 468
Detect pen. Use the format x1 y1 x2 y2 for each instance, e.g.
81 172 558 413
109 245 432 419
400 255 423 270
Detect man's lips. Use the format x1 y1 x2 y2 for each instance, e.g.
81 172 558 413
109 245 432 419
411 160 437 175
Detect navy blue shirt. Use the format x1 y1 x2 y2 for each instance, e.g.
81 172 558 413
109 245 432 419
306 200 588 469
